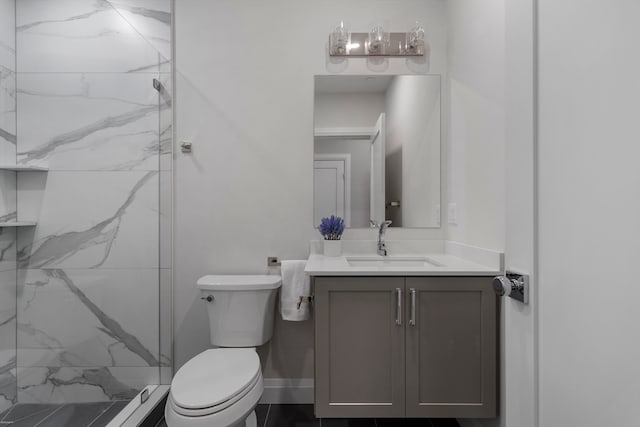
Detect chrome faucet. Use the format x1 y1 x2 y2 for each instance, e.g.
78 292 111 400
370 220 393 256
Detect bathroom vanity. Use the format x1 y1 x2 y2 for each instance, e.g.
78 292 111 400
306 251 499 419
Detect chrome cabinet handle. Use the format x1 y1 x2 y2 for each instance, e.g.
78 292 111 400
409 288 416 326
395 288 402 325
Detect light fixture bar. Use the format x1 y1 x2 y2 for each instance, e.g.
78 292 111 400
329 32 425 57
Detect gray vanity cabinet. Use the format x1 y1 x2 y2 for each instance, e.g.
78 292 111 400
314 277 406 418
405 277 496 418
314 276 496 419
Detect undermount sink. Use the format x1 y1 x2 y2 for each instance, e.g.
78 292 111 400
346 256 442 268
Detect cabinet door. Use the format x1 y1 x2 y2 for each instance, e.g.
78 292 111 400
314 277 405 418
405 277 497 418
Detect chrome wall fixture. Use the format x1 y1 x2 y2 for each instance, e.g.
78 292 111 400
329 21 425 57
493 271 530 304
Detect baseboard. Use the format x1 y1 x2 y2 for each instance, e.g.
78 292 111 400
259 378 314 404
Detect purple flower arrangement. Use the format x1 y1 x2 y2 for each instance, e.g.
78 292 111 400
318 215 345 240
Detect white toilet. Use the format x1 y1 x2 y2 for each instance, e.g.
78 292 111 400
165 275 282 427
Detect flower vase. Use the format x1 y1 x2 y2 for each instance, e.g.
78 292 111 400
323 240 342 257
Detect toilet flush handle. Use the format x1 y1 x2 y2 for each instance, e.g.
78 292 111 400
200 295 214 302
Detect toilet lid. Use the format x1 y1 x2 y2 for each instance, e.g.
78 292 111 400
170 348 261 410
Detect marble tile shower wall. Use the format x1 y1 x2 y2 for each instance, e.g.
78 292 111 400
1 0 172 405
0 0 17 414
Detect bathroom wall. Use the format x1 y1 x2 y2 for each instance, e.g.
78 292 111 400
446 1 506 426
314 92 385 228
385 76 441 227
446 0 505 252
8 0 172 403
174 0 448 383
0 0 17 412
538 1 640 425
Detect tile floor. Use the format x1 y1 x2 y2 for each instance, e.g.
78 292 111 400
0 401 129 426
156 404 460 427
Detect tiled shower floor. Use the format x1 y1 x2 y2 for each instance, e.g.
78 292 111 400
155 404 460 427
0 401 129 426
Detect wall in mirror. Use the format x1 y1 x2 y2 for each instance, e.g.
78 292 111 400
314 75 441 228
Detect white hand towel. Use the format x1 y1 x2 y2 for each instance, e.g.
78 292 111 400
280 260 311 321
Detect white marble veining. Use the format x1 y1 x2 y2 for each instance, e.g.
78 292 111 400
17 73 164 170
17 366 158 403
17 269 163 368
0 269 17 412
17 171 159 269
159 268 172 383
7 0 174 404
0 362 16 412
107 0 172 61
0 271 16 365
0 228 16 272
0 171 16 223
0 66 16 161
158 71 173 172
0 0 15 71
16 0 162 73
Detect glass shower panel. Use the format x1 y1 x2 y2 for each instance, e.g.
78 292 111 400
0 0 17 415
158 56 174 386
1 1 173 421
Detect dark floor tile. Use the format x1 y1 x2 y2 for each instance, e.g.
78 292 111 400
88 401 131 427
430 419 459 427
1 404 57 422
9 409 61 426
21 402 113 427
2 404 59 425
0 406 12 421
376 418 433 426
256 404 270 426
321 418 376 426
266 404 319 427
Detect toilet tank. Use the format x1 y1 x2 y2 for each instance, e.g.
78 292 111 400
197 275 282 347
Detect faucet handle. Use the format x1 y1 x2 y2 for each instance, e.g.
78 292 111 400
369 219 379 228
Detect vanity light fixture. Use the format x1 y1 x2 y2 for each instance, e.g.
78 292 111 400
329 21 350 55
405 22 425 55
367 25 389 55
329 21 426 57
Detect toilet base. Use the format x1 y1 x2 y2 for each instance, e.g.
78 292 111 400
165 374 263 427
244 410 257 427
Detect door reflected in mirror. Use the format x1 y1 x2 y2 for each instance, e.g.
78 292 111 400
314 75 441 228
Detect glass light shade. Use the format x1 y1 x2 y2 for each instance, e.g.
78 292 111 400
330 21 350 55
406 23 425 54
367 25 388 54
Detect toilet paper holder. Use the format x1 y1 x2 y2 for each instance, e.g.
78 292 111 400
493 271 529 304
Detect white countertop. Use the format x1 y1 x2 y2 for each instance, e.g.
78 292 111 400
305 253 501 276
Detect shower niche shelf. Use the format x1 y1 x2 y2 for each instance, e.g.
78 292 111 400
0 165 49 228
0 221 37 227
0 165 48 171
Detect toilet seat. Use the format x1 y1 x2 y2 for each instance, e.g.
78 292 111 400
170 348 261 417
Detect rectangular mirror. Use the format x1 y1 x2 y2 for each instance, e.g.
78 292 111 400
314 75 441 228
